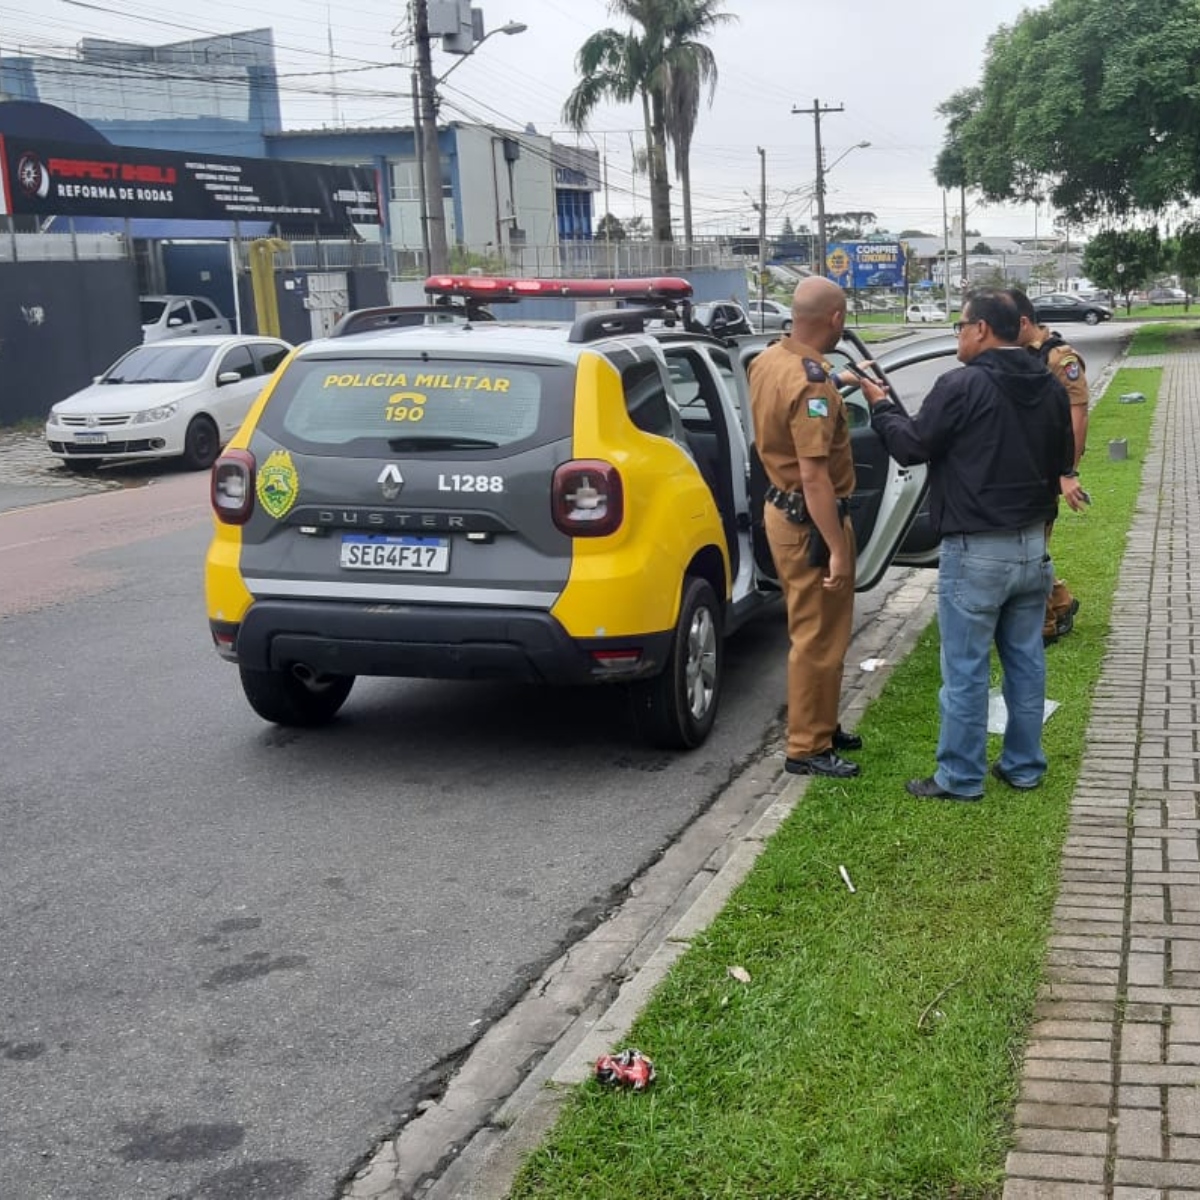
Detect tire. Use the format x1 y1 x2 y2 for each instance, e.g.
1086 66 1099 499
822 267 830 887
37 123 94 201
181 415 220 471
782 319 793 334
631 576 723 749
239 664 355 727
1084 310 1100 325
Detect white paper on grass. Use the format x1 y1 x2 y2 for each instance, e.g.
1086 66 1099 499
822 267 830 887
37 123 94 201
987 687 1059 734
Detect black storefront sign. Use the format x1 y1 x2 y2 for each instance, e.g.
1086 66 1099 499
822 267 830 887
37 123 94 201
0 135 381 230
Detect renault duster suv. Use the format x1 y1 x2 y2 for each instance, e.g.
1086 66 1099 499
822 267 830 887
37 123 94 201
205 276 930 748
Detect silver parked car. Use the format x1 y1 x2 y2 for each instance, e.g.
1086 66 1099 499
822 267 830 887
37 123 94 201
746 298 792 333
140 294 233 343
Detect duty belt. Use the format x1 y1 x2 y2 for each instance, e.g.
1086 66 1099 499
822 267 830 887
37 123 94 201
764 485 850 525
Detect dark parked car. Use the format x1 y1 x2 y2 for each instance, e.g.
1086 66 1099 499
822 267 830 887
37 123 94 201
1031 293 1112 325
690 301 754 337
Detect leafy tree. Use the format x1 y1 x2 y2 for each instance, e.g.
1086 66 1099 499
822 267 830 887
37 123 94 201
936 0 1200 222
899 229 933 239
563 0 733 243
1174 222 1200 300
1030 260 1059 288
596 213 627 242
625 214 651 241
1083 228 1164 311
973 241 993 254
826 211 877 240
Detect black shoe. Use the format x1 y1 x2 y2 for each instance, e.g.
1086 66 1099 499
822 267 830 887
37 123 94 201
905 775 982 802
833 725 863 752
991 762 1041 791
1055 598 1081 638
785 750 861 779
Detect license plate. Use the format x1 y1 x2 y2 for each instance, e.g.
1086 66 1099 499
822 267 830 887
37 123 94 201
74 432 108 445
339 534 450 573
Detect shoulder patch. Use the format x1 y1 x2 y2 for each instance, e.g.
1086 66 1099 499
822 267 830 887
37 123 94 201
803 357 828 383
1063 358 1081 382
806 397 829 418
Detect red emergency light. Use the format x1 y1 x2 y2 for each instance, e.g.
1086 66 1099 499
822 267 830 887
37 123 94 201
423 275 693 303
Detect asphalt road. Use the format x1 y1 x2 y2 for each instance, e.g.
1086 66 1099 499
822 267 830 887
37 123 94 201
0 322 1130 1199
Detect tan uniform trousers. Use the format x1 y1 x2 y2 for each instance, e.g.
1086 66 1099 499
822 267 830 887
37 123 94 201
765 504 856 758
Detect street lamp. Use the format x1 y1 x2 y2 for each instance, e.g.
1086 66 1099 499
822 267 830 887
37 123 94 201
815 140 869 278
413 6 527 273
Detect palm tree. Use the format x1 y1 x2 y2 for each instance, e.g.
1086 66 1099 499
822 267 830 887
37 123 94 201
563 0 732 246
661 0 734 246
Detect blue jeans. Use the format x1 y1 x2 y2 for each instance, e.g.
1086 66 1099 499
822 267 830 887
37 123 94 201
934 524 1055 795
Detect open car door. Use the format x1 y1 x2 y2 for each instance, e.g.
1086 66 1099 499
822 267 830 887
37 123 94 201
731 330 958 591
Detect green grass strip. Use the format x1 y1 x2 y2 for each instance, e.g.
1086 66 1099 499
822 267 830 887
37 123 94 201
512 360 1162 1200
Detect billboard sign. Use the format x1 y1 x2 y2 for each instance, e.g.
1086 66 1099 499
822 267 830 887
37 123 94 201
0 135 381 230
824 240 906 289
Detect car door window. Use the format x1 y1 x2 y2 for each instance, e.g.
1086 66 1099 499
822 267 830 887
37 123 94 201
192 299 220 322
251 343 289 375
621 359 679 442
218 346 256 381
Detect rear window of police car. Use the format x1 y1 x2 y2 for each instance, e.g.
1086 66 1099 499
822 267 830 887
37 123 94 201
255 357 575 452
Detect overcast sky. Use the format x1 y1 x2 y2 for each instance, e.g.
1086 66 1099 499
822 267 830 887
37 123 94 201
1 0 1064 240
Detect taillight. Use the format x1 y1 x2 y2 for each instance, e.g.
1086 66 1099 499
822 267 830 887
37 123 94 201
211 449 256 525
551 460 623 537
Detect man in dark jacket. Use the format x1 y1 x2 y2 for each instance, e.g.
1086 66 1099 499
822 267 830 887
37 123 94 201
856 289 1087 800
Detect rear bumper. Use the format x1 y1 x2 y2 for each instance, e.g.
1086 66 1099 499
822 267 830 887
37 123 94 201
213 599 673 685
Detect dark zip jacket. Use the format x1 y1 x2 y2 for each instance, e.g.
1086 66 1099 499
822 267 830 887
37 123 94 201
869 347 1074 536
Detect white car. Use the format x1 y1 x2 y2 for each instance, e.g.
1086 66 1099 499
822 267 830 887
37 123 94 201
140 294 233 343
906 302 948 324
746 297 792 333
46 336 292 472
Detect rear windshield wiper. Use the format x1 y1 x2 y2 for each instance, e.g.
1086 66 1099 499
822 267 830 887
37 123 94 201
386 435 500 450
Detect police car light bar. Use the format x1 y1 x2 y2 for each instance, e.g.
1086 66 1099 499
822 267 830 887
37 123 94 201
424 276 693 302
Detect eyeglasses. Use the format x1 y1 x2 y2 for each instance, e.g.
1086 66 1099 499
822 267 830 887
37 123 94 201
953 319 977 335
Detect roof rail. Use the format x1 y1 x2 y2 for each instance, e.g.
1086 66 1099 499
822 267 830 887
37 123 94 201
568 305 684 343
330 303 494 337
330 306 440 337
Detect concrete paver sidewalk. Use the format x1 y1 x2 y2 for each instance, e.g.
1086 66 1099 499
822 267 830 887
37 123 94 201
1004 351 1200 1199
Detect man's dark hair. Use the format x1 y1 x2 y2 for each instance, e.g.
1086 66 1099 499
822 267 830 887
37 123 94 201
963 288 1020 342
1006 287 1037 325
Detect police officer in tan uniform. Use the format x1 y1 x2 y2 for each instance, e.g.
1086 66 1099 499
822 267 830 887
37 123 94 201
749 277 862 779
1009 289 1088 642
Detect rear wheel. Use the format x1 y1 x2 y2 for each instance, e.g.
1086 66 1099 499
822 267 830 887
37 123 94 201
632 576 722 749
181 415 220 471
239 665 355 727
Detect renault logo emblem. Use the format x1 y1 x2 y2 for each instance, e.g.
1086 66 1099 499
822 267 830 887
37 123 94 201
377 464 404 500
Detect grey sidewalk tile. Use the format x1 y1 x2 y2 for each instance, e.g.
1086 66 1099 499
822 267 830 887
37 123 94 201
1008 351 1200 1197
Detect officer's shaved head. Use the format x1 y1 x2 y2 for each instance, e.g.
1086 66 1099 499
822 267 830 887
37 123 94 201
790 277 847 352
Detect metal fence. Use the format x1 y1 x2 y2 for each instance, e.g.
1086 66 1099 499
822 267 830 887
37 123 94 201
1 221 130 262
389 237 746 281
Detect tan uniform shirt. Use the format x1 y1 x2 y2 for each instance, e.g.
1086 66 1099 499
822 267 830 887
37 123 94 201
1033 326 1088 408
749 338 855 499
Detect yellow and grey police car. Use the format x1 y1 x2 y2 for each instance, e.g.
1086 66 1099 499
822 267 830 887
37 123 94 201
205 276 933 748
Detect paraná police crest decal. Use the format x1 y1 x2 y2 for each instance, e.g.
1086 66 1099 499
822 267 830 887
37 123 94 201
256 449 300 520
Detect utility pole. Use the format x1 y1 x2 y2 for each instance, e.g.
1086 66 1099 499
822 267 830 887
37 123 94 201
757 146 767 316
792 98 843 278
413 0 449 274
960 184 968 302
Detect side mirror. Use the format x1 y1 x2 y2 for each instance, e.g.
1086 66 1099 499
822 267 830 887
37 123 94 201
217 371 243 386
167 317 184 327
